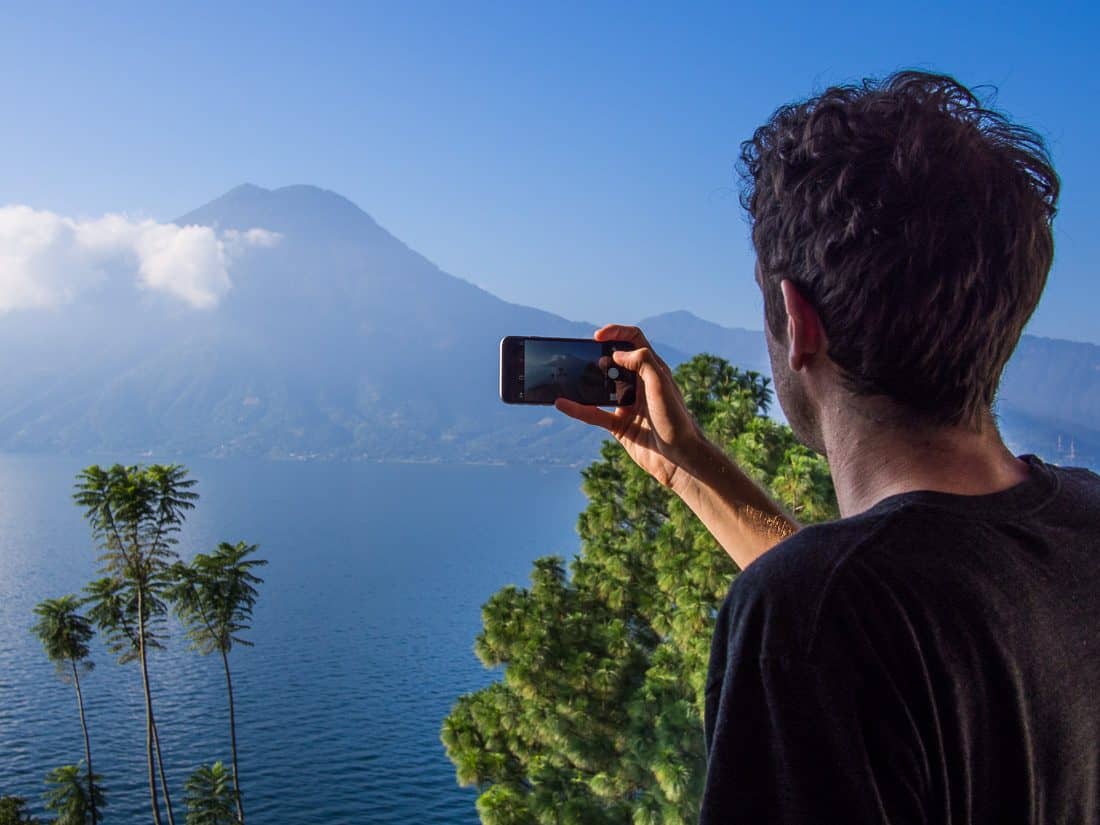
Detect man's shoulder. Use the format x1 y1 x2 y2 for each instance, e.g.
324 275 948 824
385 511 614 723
718 506 928 662
725 460 1092 609
719 460 1100 663
1052 462 1100 511
728 509 896 608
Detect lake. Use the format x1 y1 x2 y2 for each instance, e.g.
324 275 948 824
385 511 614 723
0 454 590 823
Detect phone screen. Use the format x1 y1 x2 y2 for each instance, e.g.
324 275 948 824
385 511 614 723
500 337 636 406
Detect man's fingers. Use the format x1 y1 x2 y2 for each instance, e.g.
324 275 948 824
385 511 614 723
554 398 620 432
594 324 652 350
613 348 678 426
595 325 673 377
612 347 663 383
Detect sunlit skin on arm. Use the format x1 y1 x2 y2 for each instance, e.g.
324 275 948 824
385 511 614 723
555 324 800 571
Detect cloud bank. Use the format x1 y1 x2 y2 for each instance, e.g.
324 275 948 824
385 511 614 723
0 206 280 312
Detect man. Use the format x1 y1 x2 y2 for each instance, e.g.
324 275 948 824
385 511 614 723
557 70 1099 823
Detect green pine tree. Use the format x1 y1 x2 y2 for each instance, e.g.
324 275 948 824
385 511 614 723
443 354 837 824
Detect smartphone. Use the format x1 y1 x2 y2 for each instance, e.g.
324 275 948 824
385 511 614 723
499 336 637 406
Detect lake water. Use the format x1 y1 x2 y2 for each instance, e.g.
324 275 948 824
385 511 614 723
0 454 589 823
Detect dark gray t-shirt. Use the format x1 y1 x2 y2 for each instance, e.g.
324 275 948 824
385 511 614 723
701 453 1100 824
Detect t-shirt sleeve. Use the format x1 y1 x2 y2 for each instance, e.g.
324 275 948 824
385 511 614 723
700 554 930 825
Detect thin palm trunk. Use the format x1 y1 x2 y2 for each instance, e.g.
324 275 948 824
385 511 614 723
137 591 164 825
221 650 245 823
70 659 99 825
151 716 176 825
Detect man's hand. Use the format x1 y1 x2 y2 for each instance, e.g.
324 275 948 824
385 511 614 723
556 324 800 569
555 324 705 493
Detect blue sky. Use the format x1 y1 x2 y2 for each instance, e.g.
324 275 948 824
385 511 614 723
2 1 1097 342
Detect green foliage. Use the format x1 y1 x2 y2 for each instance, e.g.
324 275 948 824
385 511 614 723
76 464 198 663
31 596 94 678
83 575 160 665
0 797 39 825
443 354 837 824
74 464 197 567
43 764 105 825
168 540 266 825
31 598 102 825
74 462 197 825
167 542 267 656
183 763 236 825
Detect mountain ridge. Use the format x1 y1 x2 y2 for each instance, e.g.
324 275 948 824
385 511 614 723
0 184 1093 469
637 309 1100 468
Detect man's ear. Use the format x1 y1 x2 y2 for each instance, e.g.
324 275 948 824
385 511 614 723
779 279 825 371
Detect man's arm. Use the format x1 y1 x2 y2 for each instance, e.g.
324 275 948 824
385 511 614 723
556 324 800 571
672 435 801 568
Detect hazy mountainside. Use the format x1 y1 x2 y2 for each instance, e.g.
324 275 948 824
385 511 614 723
0 185 685 464
637 310 771 375
0 183 1094 469
996 335 1100 468
640 310 1100 470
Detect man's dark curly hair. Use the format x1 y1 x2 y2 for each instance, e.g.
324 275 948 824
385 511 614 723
739 70 1059 429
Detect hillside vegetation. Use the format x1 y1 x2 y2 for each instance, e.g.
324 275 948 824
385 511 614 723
442 355 837 824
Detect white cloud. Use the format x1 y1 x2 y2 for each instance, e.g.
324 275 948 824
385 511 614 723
0 205 280 312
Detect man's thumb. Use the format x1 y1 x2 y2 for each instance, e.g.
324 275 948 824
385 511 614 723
613 347 661 382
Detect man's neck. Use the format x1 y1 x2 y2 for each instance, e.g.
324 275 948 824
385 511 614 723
822 405 1033 519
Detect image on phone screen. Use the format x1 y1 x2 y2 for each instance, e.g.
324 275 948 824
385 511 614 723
499 337 636 406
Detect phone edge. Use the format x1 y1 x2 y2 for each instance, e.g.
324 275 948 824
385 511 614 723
498 336 511 404
499 335 642 407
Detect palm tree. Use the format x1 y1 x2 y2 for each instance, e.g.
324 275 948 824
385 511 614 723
83 576 174 823
183 763 236 825
169 541 266 824
30 597 100 825
76 463 197 825
43 764 106 825
0 796 40 825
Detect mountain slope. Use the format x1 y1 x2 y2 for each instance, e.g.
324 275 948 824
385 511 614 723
0 184 1093 469
638 310 1100 469
0 185 608 462
637 310 770 375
